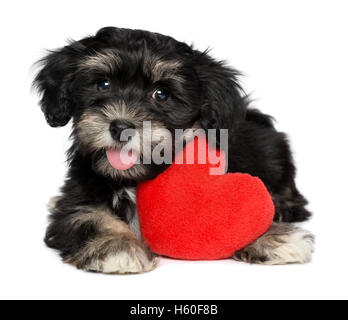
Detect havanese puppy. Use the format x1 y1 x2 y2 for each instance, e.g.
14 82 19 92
33 27 314 274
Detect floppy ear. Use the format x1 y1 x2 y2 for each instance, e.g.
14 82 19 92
33 44 80 127
194 51 247 133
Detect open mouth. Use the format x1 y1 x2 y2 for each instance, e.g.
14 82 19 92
106 147 138 171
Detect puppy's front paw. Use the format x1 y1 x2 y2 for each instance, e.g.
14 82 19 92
263 229 315 265
234 223 315 265
67 236 157 274
93 243 157 274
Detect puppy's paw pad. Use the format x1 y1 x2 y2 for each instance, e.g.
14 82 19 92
233 250 267 264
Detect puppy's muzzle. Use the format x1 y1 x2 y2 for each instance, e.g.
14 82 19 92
109 119 136 142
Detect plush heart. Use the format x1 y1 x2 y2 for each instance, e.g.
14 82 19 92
136 136 274 260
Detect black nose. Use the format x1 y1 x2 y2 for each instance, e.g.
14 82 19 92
109 120 136 141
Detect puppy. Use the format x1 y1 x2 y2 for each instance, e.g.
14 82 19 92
34 27 314 274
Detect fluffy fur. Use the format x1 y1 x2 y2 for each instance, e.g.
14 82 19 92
34 27 313 273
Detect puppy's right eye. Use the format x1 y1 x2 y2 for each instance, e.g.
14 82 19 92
96 80 110 92
152 88 170 102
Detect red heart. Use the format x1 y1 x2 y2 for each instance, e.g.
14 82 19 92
137 137 274 260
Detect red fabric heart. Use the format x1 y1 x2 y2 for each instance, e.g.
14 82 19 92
136 137 274 260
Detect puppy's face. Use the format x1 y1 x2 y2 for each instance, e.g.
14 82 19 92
72 33 203 180
34 27 245 181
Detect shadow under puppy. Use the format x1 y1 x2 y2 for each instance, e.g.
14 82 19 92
34 27 314 274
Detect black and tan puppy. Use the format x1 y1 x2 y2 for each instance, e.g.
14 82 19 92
34 27 314 274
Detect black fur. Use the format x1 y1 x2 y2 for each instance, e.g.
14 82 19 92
34 27 310 270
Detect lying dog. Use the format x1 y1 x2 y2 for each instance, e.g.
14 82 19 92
33 27 314 274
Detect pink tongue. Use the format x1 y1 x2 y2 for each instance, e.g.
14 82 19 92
106 148 138 171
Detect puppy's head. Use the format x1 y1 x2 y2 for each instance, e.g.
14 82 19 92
34 27 245 181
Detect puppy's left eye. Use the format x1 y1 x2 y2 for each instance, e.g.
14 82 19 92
152 88 170 102
96 80 110 92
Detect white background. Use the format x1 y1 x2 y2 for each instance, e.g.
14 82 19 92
0 0 347 300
